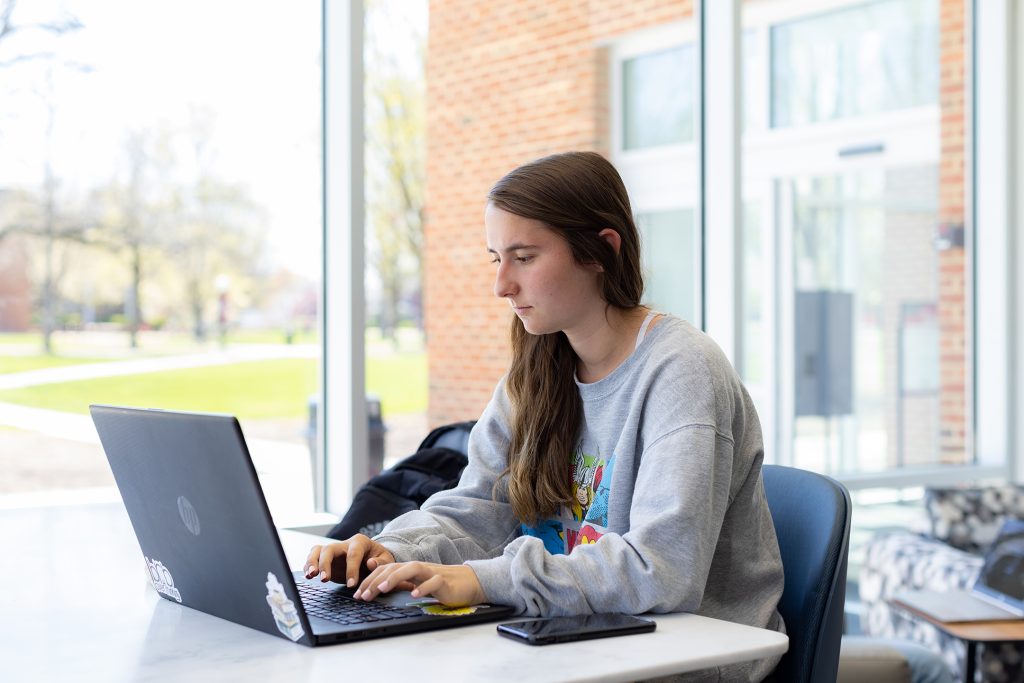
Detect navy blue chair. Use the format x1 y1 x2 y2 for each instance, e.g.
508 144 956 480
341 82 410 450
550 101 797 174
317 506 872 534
762 464 852 683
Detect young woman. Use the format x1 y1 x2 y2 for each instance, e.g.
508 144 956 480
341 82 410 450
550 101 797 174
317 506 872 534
306 151 784 680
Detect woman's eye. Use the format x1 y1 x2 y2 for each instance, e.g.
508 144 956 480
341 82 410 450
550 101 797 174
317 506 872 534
490 258 500 265
516 256 533 263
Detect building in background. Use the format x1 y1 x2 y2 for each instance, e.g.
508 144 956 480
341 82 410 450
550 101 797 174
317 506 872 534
422 0 970 478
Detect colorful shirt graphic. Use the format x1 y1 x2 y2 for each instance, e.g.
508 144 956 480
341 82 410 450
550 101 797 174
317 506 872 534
522 450 615 554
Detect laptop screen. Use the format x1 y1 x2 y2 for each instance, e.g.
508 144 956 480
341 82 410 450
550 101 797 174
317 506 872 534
973 518 1024 614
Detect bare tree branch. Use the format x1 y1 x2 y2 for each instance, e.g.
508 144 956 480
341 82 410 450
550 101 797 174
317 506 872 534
0 0 82 43
0 51 54 68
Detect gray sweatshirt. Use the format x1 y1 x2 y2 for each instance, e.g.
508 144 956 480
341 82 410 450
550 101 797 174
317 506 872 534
375 316 784 681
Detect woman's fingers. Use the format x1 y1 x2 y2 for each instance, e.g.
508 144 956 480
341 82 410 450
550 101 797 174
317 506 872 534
317 544 342 582
343 539 367 587
409 574 444 599
303 545 323 578
353 562 481 606
356 562 410 600
302 535 394 585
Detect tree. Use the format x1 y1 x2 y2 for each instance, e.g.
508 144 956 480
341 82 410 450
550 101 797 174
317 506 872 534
0 0 82 71
5 69 94 353
169 109 265 342
91 130 176 348
0 1 87 352
365 0 426 339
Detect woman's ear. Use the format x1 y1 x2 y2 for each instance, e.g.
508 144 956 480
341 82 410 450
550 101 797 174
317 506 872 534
598 228 622 255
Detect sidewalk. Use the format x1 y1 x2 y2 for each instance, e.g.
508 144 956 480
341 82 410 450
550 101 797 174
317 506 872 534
0 343 317 391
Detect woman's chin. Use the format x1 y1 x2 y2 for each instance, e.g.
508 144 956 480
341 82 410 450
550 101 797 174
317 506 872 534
525 324 559 336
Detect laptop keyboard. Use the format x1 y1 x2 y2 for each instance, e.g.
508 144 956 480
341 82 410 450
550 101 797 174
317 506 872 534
297 582 424 626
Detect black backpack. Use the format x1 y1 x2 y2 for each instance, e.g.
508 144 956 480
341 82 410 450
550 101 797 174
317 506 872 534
326 421 476 540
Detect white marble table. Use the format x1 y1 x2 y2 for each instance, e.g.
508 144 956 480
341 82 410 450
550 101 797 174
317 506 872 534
1 502 788 682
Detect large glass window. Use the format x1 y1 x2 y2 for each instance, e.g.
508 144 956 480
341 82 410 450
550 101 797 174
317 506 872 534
771 0 939 127
637 209 697 322
622 45 696 150
787 167 941 474
738 0 974 628
0 1 322 519
363 0 428 470
612 24 702 327
740 0 970 480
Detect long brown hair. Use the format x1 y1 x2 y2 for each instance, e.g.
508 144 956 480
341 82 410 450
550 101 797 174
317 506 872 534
487 151 644 525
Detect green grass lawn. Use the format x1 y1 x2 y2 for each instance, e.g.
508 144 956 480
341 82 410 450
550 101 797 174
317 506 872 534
0 355 112 375
366 353 428 416
0 354 427 419
0 333 37 345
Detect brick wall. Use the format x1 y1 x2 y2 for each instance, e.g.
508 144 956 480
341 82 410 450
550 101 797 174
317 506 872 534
0 237 32 332
424 0 692 425
883 166 940 468
937 0 968 462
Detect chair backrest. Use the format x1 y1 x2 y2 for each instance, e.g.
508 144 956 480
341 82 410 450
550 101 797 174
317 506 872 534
762 464 852 683
417 420 476 455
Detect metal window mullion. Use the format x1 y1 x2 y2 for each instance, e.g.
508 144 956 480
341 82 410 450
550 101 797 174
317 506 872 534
1016 0 1024 482
974 0 1013 478
701 0 741 358
323 0 366 514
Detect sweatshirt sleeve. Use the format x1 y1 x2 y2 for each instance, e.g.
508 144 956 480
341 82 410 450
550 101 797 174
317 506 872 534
465 424 737 616
372 380 522 565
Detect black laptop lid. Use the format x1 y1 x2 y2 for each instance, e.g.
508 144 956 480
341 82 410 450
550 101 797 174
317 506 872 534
973 518 1024 615
90 405 314 646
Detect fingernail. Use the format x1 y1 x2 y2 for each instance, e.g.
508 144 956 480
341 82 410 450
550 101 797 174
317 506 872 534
379 581 389 592
319 571 327 581
411 589 420 597
353 590 362 600
347 578 355 587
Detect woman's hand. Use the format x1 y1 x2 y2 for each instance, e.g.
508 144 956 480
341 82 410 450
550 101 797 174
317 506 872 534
304 534 398 588
355 561 486 607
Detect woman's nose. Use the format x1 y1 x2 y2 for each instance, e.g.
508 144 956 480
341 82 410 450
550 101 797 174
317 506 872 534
493 262 517 299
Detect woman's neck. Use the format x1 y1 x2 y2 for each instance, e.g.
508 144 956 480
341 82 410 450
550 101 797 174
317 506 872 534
569 306 650 384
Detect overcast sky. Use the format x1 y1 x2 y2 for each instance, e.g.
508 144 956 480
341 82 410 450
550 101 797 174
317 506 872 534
1 0 323 275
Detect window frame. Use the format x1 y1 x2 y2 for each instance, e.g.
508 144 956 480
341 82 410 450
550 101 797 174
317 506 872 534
609 20 703 329
322 0 367 514
973 0 1016 481
1015 0 1024 481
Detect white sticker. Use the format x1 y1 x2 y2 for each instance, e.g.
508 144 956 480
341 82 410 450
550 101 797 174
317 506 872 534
265 572 305 642
145 556 182 603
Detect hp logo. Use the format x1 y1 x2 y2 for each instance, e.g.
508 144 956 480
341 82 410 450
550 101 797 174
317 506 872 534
177 495 201 536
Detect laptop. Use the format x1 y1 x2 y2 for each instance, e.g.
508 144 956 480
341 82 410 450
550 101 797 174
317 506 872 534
893 518 1024 623
89 404 515 646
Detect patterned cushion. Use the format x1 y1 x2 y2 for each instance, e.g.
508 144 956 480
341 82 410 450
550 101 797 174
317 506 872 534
924 485 1024 554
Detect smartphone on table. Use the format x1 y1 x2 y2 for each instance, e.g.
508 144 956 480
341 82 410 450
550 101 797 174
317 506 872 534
496 613 656 645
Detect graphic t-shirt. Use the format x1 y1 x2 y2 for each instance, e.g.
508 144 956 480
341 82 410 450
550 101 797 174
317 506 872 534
521 449 616 555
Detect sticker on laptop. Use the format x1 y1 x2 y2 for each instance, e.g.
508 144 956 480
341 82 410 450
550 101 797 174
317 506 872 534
265 572 305 641
144 556 182 603
406 598 487 617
